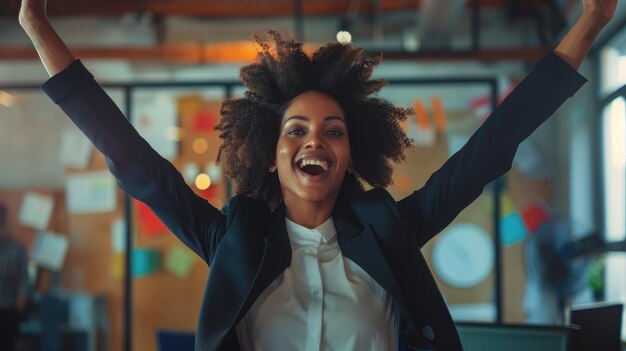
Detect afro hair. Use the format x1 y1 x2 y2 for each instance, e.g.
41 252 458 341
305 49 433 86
215 31 412 207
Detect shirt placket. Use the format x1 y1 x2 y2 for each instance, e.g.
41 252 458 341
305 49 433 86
304 234 324 351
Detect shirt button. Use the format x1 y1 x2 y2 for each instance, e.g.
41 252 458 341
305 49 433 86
422 325 435 341
313 290 319 296
309 331 317 338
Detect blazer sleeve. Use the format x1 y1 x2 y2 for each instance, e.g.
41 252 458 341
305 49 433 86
41 60 227 264
397 52 587 247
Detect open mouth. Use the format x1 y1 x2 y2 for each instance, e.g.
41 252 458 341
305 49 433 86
297 157 331 177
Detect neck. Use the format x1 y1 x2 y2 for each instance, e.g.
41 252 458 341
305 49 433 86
283 196 337 229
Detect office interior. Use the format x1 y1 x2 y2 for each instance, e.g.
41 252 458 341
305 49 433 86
0 1 625 350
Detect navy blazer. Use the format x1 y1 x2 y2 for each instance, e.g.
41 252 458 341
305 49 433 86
42 52 586 351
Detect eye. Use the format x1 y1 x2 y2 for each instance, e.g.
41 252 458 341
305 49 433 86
326 129 345 137
287 128 305 136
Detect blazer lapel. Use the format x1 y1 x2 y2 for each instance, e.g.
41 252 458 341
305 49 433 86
231 203 292 327
333 207 410 314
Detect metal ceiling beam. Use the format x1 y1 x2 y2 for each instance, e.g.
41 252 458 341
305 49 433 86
0 0 550 18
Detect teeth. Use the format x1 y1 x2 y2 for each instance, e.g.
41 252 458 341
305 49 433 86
299 158 329 171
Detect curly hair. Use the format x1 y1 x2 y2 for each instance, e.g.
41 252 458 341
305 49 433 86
216 31 412 207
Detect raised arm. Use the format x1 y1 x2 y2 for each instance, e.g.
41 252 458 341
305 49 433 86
398 0 616 247
555 0 616 69
19 0 74 76
18 0 228 264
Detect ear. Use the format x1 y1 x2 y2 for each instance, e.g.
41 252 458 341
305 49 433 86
347 158 354 174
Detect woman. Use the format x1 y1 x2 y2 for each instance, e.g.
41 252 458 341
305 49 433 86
18 0 616 350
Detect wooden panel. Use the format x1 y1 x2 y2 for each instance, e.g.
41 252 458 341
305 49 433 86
0 45 553 63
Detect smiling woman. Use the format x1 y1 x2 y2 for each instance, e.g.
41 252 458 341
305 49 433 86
215 32 412 213
15 0 617 350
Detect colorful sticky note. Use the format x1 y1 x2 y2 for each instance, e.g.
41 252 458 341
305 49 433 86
500 212 528 246
198 186 218 202
165 245 197 278
19 192 54 230
484 191 517 217
192 110 218 133
521 203 551 234
431 97 447 132
111 253 124 279
500 192 516 216
135 200 168 237
413 99 431 130
132 248 160 278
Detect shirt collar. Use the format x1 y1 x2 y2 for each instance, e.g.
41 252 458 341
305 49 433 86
285 217 337 246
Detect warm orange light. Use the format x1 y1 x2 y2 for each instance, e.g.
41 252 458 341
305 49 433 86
195 173 211 190
192 138 209 154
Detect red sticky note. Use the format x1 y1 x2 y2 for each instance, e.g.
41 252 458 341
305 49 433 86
192 110 218 133
521 203 551 234
198 186 218 202
135 200 168 237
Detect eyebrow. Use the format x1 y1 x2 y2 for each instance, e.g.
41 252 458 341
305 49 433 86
284 115 346 123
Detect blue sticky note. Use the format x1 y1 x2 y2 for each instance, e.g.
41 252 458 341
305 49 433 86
500 212 528 246
132 248 160 277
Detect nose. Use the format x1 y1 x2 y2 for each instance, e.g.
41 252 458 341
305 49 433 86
304 131 326 149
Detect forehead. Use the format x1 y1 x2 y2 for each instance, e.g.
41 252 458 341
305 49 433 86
282 91 345 121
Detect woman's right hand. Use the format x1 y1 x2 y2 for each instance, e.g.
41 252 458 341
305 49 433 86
19 0 48 27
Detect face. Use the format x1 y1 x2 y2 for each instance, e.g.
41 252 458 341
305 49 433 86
274 90 351 207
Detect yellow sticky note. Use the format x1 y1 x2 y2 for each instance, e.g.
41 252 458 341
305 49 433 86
111 253 124 279
483 191 517 216
165 245 197 279
500 192 516 216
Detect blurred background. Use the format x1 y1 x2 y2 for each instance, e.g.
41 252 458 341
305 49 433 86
0 0 625 350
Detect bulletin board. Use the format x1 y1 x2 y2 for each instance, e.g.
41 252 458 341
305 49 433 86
386 109 553 323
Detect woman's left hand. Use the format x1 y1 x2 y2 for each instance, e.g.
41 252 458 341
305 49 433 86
583 0 617 24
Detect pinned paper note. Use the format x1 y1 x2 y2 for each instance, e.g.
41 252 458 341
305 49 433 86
205 162 222 183
415 125 436 146
165 245 197 278
183 163 200 184
513 139 549 178
132 248 160 278
500 212 528 246
59 129 92 168
66 171 117 214
521 203 551 234
135 200 168 237
30 231 69 271
132 93 178 160
18 192 54 230
111 218 126 254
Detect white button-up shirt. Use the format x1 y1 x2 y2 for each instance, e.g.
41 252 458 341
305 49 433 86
236 217 399 350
